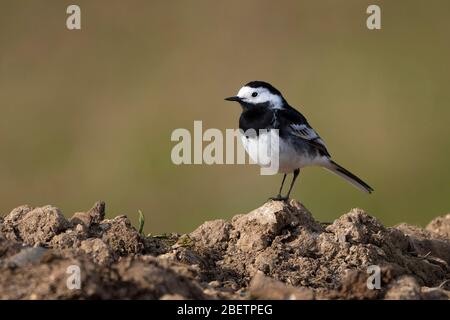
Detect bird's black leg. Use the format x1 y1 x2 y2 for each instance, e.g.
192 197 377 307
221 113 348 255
278 173 287 196
269 174 287 201
285 169 300 199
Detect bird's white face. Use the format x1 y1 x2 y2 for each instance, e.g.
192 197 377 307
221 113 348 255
236 86 284 109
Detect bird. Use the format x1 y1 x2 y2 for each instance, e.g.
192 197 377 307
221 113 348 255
225 81 373 201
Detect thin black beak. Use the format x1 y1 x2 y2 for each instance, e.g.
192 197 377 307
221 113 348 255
224 96 242 102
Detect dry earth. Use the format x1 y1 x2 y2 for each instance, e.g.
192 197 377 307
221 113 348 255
0 200 449 299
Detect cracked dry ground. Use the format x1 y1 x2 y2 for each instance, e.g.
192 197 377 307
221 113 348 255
0 200 449 299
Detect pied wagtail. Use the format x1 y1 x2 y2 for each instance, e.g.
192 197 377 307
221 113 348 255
225 81 373 200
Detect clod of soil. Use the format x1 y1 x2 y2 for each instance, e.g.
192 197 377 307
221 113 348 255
0 200 449 299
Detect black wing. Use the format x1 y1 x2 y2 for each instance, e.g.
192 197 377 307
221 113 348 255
278 106 330 157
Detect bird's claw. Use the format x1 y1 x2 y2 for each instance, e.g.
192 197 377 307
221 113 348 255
268 194 289 202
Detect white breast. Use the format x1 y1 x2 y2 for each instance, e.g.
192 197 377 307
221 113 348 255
240 131 325 174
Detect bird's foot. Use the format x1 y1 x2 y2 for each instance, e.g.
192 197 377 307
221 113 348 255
268 194 288 202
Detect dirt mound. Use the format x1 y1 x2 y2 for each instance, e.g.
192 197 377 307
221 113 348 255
0 200 449 299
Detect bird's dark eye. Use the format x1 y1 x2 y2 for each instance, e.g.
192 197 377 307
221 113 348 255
252 92 258 97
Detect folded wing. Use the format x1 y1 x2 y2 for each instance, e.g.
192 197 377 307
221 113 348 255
278 107 330 157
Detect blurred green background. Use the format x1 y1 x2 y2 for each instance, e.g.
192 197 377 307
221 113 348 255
0 0 449 233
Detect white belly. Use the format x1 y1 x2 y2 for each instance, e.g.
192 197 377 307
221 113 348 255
240 132 325 174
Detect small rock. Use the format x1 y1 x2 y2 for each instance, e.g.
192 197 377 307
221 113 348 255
337 270 381 300
326 209 385 245
384 276 422 300
3 205 34 226
6 247 48 267
426 214 450 239
79 238 114 265
249 271 314 300
101 215 144 256
231 200 321 252
70 201 106 227
50 228 86 249
114 256 206 299
190 219 231 251
14 206 69 246
420 286 450 300
396 223 450 265
0 237 23 259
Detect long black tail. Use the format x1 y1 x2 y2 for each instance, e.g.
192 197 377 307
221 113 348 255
324 160 374 193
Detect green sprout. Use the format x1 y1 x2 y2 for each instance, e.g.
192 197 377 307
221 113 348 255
176 234 194 248
138 210 145 235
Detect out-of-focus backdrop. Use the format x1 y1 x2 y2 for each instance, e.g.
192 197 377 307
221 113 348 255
1 1 449 233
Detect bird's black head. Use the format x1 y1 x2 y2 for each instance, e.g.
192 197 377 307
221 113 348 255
225 81 286 110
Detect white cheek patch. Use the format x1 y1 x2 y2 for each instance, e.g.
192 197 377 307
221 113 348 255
254 91 283 108
237 86 283 109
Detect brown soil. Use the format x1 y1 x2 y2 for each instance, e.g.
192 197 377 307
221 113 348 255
0 200 449 300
